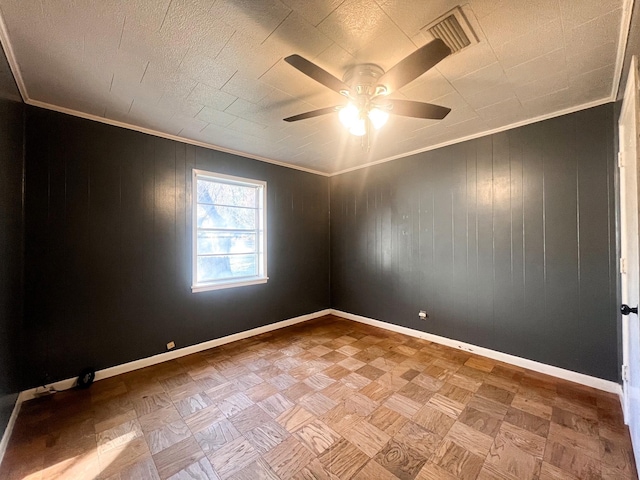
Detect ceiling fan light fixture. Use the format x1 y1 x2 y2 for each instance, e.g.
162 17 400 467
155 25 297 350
339 102 359 128
368 108 389 130
349 118 367 136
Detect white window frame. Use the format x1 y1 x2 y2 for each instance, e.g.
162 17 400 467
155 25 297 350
192 169 268 292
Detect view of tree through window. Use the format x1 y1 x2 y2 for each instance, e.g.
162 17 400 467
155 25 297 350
193 170 266 291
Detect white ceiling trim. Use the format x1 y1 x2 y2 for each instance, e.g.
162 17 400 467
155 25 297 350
0 4 632 177
27 98 331 176
329 96 613 177
0 5 26 102
612 0 636 99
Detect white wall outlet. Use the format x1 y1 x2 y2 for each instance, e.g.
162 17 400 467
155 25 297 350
418 310 428 320
166 341 175 350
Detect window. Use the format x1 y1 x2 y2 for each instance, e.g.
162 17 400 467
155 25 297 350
192 169 267 292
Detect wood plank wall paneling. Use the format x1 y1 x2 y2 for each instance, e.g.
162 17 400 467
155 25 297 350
0 52 25 436
22 107 331 388
330 104 618 381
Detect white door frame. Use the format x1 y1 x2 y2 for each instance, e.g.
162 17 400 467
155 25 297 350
619 55 640 475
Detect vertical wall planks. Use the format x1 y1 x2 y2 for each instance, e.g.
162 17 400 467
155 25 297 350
330 104 618 380
22 108 330 386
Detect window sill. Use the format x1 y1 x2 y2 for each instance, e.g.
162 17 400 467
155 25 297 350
191 277 269 293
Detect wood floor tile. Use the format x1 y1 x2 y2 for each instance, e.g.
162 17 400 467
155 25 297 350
153 436 205 479
374 440 427 480
384 393 422 418
277 405 314 433
499 421 546 458
344 392 378 416
208 437 258 479
133 393 173 418
368 406 409 436
551 406 599 437
173 393 213 418
228 404 272 434
284 382 315 402
413 405 455 437
113 455 161 480
97 419 144 455
459 406 503 437
228 458 278 480
258 393 295 418
5 315 637 480
393 421 441 458
97 436 151 479
512 394 553 421
538 461 581 480
445 421 494 458
476 383 515 406
544 438 601 480
426 393 465 419
244 421 290 454
303 373 335 391
360 381 394 403
504 406 550 437
264 436 315 480
467 395 510 419
298 392 337 416
416 462 459 480
398 382 433 404
319 438 369 479
294 420 340 455
354 459 401 480
484 430 542 480
194 419 241 454
140 407 184 434
183 405 226 434
216 393 253 418
146 419 192 456
342 419 391 457
411 373 444 392
432 439 485 480
601 435 635 473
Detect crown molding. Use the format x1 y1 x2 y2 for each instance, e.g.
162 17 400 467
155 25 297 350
613 0 636 100
330 96 612 176
26 99 331 177
0 5 27 102
0 4 631 178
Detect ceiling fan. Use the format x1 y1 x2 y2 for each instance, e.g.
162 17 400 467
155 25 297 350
283 39 452 144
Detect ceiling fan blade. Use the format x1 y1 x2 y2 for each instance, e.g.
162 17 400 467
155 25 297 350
285 55 349 95
283 106 341 122
385 99 451 119
378 39 451 95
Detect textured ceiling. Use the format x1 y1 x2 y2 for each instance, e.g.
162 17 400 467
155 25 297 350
0 0 630 174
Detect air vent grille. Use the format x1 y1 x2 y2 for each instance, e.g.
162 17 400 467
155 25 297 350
420 6 478 54
428 15 470 53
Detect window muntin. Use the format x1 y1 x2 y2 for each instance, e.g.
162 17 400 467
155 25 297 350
192 170 267 292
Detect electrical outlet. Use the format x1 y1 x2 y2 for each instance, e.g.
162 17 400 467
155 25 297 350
166 341 175 350
418 310 428 320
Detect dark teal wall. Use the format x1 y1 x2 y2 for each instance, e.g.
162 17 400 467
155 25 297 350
22 107 330 387
330 104 618 381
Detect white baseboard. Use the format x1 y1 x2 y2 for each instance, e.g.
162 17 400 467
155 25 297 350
330 309 621 395
0 395 22 468
19 309 331 402
3 306 624 469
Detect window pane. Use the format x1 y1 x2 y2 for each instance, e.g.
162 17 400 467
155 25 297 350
197 231 256 255
197 204 256 229
197 255 257 282
197 180 256 207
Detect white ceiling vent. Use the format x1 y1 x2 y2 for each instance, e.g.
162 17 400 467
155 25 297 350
420 6 478 53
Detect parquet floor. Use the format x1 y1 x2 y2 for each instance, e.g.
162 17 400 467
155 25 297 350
0 315 636 480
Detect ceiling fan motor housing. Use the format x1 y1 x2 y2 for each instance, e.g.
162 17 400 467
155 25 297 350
342 64 387 100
